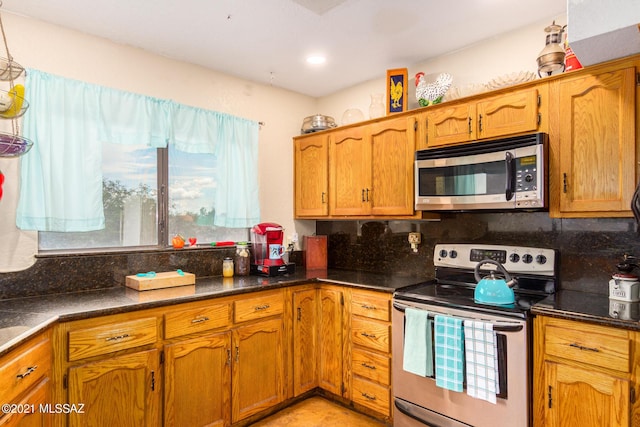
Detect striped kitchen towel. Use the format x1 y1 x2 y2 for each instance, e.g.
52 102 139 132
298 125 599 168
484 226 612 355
464 320 499 404
434 314 464 392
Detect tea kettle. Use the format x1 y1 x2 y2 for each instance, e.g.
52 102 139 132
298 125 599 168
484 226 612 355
473 259 518 305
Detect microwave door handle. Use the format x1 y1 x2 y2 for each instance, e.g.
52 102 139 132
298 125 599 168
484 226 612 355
505 151 515 201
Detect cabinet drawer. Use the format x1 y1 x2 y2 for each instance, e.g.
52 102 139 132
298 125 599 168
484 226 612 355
351 317 390 353
352 376 390 416
164 303 230 339
0 336 50 406
351 291 390 321
68 317 158 361
234 292 284 323
544 322 631 372
352 348 390 385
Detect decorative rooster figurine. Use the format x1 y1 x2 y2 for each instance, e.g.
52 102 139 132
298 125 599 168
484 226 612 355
415 72 453 107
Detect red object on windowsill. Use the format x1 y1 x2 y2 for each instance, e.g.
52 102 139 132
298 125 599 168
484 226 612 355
0 169 4 200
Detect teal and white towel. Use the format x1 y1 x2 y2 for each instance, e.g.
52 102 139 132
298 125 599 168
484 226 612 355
403 307 433 377
464 320 499 404
434 314 464 392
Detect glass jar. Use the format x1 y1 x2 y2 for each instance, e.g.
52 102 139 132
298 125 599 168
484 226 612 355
222 257 234 277
235 242 250 276
369 93 385 119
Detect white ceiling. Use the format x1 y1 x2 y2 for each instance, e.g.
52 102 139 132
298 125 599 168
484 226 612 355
0 0 566 97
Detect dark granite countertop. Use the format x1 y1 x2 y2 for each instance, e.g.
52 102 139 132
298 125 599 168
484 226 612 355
0 268 430 356
531 289 640 331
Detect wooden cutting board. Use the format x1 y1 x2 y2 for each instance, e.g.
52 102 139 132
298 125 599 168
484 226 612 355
125 271 196 291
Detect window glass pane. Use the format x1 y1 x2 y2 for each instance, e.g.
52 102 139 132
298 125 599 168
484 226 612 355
38 142 158 250
168 144 248 245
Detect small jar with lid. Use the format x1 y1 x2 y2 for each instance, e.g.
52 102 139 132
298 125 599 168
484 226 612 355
222 257 234 277
235 242 250 276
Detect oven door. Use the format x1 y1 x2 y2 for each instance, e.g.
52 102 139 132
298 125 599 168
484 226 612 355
392 300 530 427
414 133 546 211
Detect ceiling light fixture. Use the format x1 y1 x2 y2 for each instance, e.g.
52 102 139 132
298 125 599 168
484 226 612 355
306 55 326 65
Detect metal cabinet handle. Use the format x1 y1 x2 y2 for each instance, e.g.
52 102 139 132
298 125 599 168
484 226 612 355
105 333 130 342
191 316 210 324
321 192 326 204
563 173 568 193
16 365 37 379
361 304 377 310
361 392 377 401
468 117 472 134
478 114 483 132
361 362 376 370
297 307 302 321
361 332 376 338
226 349 231 366
235 346 240 362
569 343 600 352
366 188 370 202
254 304 270 311
361 189 366 202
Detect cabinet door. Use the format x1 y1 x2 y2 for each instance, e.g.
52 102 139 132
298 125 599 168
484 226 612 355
476 88 540 139
427 103 476 146
294 134 329 217
232 318 285 422
545 361 630 427
556 67 636 215
369 116 416 216
292 288 318 396
0 379 50 427
67 349 160 427
318 288 344 396
329 126 370 216
164 333 231 427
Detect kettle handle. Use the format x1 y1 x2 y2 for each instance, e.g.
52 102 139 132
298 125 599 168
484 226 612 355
474 259 512 283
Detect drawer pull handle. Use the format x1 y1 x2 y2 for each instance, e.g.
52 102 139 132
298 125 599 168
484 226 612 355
361 392 377 401
361 332 376 338
16 365 37 379
191 316 210 324
105 333 130 342
361 304 377 310
361 362 376 370
569 343 600 352
254 304 270 311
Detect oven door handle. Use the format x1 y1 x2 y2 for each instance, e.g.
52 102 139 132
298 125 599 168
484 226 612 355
393 301 523 333
505 151 515 201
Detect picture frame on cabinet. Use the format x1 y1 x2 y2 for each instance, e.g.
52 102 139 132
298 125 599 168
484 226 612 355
386 68 408 114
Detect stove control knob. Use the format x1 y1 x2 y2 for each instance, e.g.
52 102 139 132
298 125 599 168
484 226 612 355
439 249 448 258
522 254 533 264
509 253 520 263
449 250 458 259
536 254 547 265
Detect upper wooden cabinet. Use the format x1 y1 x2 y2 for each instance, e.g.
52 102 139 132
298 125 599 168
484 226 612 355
423 86 546 148
294 133 329 217
294 115 417 219
329 116 416 217
549 63 637 218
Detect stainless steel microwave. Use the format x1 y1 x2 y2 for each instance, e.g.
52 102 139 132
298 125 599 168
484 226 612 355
415 133 548 211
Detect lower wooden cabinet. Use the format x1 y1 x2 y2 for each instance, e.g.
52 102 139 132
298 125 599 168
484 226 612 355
292 287 318 396
163 333 231 427
318 287 344 396
67 348 160 427
0 330 52 427
534 316 639 426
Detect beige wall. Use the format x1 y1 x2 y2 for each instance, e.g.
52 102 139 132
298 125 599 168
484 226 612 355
0 10 567 271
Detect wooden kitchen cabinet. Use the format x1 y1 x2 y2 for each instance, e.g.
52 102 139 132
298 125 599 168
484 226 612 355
231 290 286 423
329 116 416 217
533 316 639 426
294 132 329 218
318 286 345 397
0 330 52 427
348 289 392 419
549 63 637 218
292 287 318 396
163 300 232 427
67 348 160 427
424 86 546 148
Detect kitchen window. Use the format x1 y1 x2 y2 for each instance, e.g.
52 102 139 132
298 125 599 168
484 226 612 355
18 69 259 252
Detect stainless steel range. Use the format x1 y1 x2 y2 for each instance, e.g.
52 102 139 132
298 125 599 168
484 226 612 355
392 243 557 427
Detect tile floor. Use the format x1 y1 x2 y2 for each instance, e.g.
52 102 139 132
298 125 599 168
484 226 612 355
250 396 387 426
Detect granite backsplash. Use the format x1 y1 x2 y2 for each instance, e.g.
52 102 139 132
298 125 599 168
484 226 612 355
316 212 640 295
1 211 639 299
